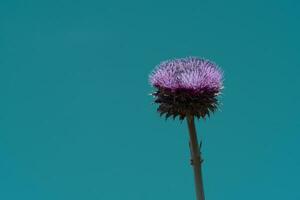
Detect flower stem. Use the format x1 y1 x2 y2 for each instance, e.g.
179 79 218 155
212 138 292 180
187 115 205 200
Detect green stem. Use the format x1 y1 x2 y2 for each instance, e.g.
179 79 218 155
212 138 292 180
187 115 205 200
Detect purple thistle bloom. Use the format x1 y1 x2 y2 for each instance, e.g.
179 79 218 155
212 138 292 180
150 57 223 92
149 57 223 120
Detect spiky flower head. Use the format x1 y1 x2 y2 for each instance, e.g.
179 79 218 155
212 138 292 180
149 57 223 120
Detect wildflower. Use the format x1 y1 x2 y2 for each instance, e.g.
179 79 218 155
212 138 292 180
149 57 223 120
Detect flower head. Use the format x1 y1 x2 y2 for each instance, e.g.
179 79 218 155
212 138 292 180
149 57 223 120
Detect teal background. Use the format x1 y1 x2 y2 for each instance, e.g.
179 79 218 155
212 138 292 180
1 0 299 199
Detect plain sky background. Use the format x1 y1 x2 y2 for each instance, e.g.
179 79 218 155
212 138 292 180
1 0 300 199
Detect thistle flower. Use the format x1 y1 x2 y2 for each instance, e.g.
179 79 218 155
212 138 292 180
149 57 223 120
149 57 224 200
